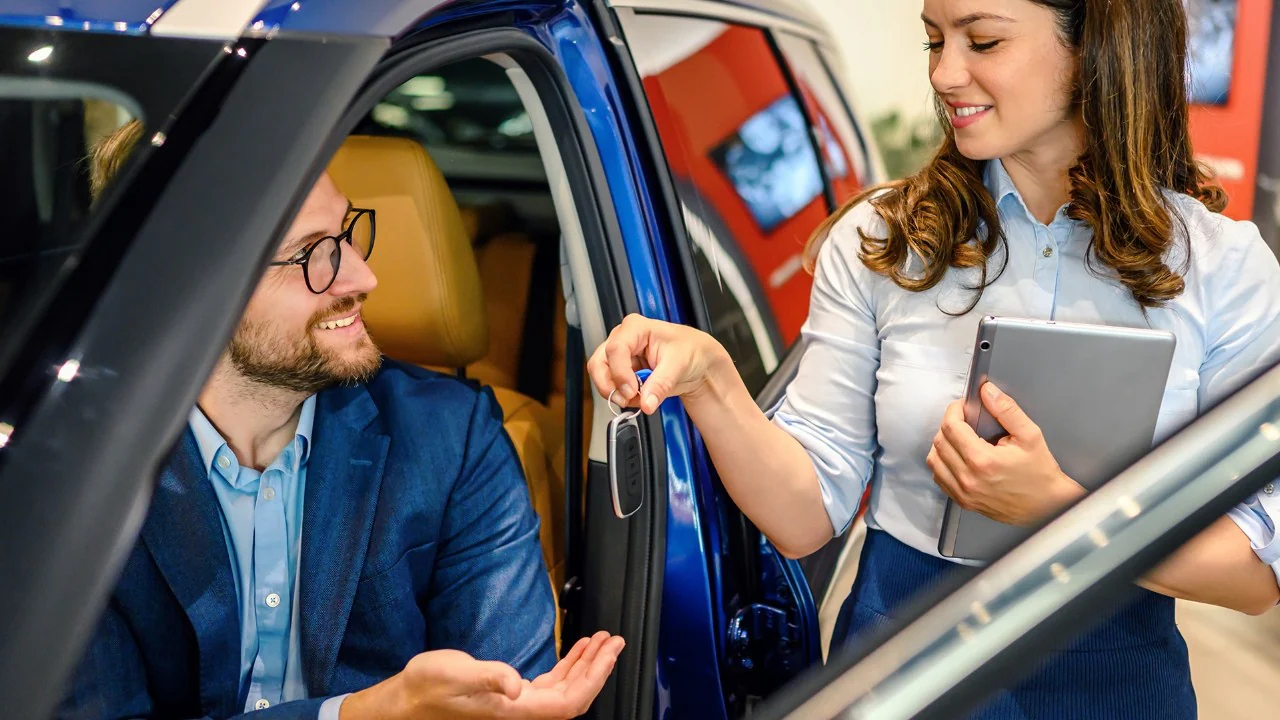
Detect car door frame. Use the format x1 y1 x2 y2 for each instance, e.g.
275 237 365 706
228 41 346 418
0 2 673 718
597 0 881 713
0 27 390 719
354 8 673 718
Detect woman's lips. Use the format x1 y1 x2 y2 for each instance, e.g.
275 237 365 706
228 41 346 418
950 105 993 129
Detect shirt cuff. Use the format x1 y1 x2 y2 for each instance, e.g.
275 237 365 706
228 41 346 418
1227 486 1280 589
318 694 350 720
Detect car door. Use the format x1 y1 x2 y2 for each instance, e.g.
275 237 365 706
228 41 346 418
0 5 408 718
0 0 693 718
600 2 882 714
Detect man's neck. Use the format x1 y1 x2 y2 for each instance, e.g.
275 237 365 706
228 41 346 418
198 361 309 471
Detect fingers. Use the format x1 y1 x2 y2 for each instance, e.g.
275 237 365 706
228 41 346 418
979 383 1041 441
938 400 993 469
510 634 624 719
639 360 675 415
560 635 625 717
563 631 612 686
587 343 614 401
606 345 642 406
927 445 964 505
932 431 975 498
536 636 592 688
588 315 652 405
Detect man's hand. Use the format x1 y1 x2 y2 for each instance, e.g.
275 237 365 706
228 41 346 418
340 631 625 720
927 382 1085 525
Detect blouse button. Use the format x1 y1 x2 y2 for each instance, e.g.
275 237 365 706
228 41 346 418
1042 246 1054 258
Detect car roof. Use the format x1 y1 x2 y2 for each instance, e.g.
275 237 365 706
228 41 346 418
0 0 181 34
712 0 827 33
1 0 831 40
0 0 451 37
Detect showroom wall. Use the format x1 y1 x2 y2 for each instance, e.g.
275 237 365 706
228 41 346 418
801 0 939 178
802 1 932 122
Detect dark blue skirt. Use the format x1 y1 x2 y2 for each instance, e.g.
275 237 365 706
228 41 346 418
833 528 1197 719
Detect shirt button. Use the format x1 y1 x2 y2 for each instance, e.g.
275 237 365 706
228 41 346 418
1042 246 1054 258
265 592 281 608
1265 483 1275 495
263 487 276 501
255 698 271 710
217 456 231 470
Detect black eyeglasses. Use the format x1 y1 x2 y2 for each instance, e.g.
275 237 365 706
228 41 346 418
269 207 376 294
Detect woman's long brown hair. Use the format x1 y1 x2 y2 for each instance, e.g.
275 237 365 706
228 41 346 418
805 0 1226 312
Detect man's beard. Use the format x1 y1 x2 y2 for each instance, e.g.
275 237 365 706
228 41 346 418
228 295 382 394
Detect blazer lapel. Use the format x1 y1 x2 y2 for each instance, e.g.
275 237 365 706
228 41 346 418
300 384 389 695
140 431 242 718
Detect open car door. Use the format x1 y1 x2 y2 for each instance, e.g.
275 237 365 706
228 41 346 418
0 6 390 717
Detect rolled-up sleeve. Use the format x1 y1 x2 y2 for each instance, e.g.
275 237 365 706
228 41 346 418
1196 217 1280 586
771 203 884 536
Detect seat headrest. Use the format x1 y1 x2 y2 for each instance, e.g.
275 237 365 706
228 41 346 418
327 135 488 368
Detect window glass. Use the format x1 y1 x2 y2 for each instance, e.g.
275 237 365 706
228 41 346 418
774 33 871 202
0 89 138 364
365 58 535 152
356 58 547 188
619 13 830 394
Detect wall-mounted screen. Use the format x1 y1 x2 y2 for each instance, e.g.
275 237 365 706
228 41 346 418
1187 0 1238 105
710 96 824 233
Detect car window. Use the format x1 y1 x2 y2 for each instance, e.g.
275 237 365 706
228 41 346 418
0 87 139 376
773 33 870 203
356 58 548 185
618 13 834 395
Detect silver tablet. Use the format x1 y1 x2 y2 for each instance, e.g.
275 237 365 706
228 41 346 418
938 316 1177 560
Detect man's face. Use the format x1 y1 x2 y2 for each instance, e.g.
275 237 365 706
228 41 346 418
229 173 381 393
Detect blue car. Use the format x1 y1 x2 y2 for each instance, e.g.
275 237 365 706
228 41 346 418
1 1 1275 719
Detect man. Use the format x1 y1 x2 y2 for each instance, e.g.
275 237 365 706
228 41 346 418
60 121 623 720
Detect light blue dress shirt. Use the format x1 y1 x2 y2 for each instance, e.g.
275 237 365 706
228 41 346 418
773 159 1280 582
190 397 346 718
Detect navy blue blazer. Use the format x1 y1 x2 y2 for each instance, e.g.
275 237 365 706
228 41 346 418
59 361 558 719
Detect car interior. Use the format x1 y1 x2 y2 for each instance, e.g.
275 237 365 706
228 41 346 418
331 55 603 654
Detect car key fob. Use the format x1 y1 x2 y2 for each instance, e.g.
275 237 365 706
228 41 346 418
607 369 650 519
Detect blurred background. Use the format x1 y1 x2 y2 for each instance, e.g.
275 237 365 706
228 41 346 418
805 0 1280 257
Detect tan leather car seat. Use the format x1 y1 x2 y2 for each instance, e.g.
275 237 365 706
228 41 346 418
326 136 564 641
454 206 589 484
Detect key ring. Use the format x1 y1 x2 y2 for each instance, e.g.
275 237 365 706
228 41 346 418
608 368 652 417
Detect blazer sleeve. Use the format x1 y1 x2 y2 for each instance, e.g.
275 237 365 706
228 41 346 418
425 386 558 679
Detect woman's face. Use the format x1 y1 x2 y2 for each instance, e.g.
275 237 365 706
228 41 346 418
922 0 1081 163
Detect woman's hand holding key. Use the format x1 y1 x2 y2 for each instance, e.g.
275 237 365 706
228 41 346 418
587 313 733 416
587 313 834 558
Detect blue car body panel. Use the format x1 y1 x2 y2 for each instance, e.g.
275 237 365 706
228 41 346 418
503 4 732 716
0 0 176 33
255 0 452 37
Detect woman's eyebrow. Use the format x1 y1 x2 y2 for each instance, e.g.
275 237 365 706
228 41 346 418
921 12 1014 29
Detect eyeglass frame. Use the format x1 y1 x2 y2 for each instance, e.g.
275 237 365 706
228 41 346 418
267 207 377 294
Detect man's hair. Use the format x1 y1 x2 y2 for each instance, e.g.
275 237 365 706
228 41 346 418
89 118 144 200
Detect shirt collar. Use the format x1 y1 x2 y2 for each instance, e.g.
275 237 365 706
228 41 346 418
984 159 1077 230
188 395 317 481
984 159 1021 209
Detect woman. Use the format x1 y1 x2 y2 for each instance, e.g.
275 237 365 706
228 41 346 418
589 0 1280 717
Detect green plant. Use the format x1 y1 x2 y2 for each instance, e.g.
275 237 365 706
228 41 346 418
870 110 942 180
